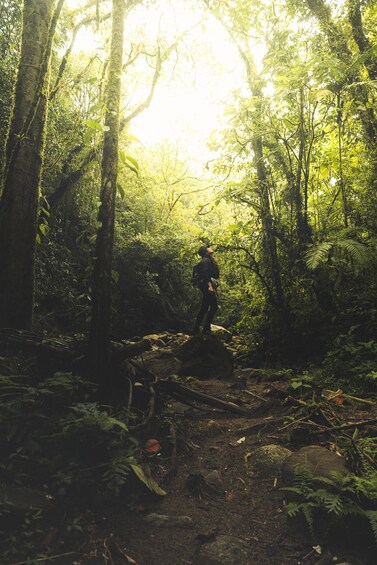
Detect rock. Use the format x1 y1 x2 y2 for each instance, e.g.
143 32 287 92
197 419 224 438
0 486 52 509
247 444 293 478
197 535 250 565
143 513 194 528
238 367 293 381
204 470 225 493
137 350 182 378
210 325 233 343
175 335 234 379
143 333 162 341
282 445 348 484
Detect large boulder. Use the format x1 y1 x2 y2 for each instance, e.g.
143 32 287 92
210 325 233 343
282 445 348 484
136 349 182 379
174 335 234 379
246 444 292 478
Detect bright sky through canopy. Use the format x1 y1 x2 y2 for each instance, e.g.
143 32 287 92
65 0 264 167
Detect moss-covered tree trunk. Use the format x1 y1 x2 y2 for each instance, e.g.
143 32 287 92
0 0 63 330
240 45 285 308
88 0 125 389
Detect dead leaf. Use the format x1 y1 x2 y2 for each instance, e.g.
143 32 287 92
334 396 345 405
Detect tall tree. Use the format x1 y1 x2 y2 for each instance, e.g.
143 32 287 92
204 0 285 307
88 0 125 388
0 0 64 329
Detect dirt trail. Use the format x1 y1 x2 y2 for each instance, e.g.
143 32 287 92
106 377 372 565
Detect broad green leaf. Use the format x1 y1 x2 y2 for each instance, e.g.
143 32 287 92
107 416 127 430
130 463 166 496
119 150 139 175
83 119 103 132
117 183 125 199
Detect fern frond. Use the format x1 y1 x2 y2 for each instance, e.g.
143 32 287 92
285 502 301 517
305 242 333 270
305 239 370 271
341 501 364 517
302 504 316 538
365 510 377 542
313 490 343 515
337 239 370 267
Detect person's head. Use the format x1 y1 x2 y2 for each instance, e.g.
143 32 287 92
198 245 214 257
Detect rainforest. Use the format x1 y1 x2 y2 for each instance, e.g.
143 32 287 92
0 1 376 564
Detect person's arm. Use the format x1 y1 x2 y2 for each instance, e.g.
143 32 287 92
201 258 214 292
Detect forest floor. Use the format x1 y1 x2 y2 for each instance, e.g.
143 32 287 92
2 331 376 565
80 334 377 565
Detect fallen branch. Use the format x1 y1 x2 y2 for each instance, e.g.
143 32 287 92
10 552 78 565
159 380 246 415
244 389 267 402
323 389 375 405
112 339 152 364
237 417 285 435
130 383 156 431
313 418 377 434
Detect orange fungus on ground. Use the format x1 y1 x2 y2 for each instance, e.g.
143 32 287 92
144 438 161 454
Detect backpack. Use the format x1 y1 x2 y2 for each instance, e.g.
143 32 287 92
191 262 202 287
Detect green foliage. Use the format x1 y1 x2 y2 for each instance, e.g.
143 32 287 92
283 467 377 544
0 0 22 172
321 322 377 395
112 232 199 336
0 371 140 561
305 239 370 272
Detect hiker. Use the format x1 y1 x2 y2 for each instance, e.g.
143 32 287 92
193 245 220 335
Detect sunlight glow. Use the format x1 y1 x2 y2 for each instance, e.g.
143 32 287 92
64 0 265 167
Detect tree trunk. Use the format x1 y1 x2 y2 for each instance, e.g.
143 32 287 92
0 0 63 330
88 0 125 389
239 44 285 307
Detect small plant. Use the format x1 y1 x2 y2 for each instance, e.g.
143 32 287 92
282 466 377 544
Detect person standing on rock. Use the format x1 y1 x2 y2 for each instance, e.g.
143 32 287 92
193 245 219 335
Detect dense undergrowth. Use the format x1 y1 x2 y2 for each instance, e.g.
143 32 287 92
0 364 169 564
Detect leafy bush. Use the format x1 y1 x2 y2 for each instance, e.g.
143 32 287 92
321 323 377 394
0 371 138 562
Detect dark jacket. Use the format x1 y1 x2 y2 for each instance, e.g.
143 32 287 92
199 256 219 285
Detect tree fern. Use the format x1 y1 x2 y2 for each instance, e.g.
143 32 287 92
305 239 370 271
305 241 333 270
337 239 370 268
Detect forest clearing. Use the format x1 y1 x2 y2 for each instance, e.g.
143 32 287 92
0 0 376 563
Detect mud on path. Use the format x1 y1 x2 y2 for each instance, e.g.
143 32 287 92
104 375 374 565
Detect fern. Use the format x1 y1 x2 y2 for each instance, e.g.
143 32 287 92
312 490 343 515
365 510 377 541
302 503 316 538
305 241 333 270
282 468 377 543
285 502 301 518
337 239 370 268
305 239 369 271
